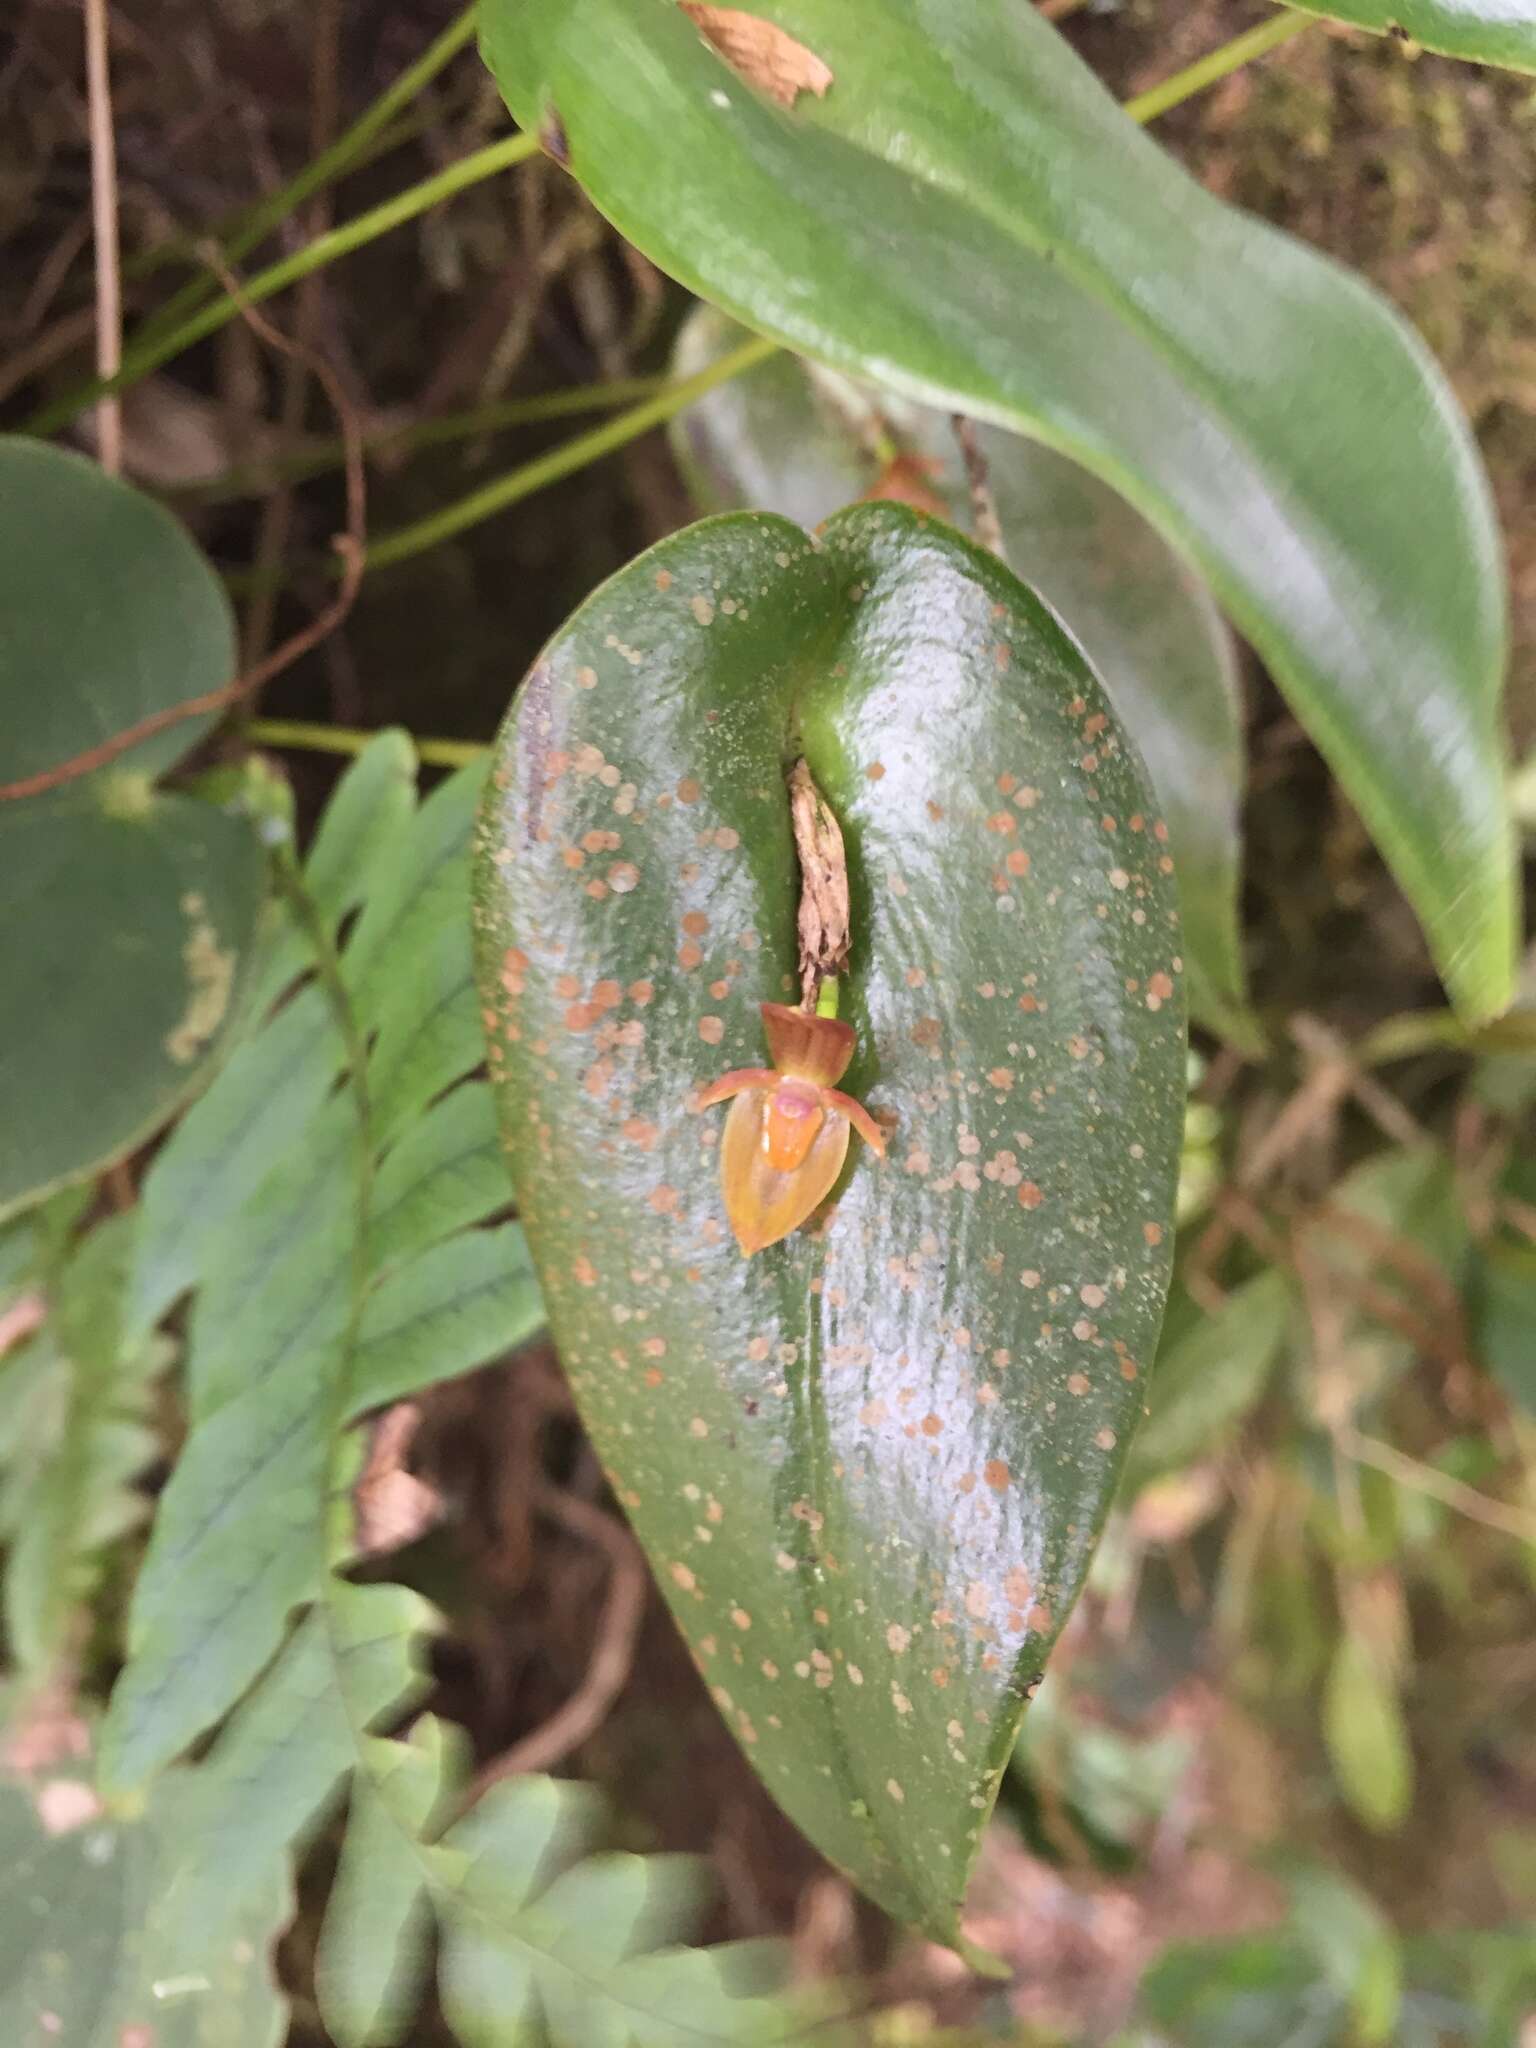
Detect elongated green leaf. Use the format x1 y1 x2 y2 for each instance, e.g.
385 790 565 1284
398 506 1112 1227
674 307 1255 1044
474 503 1185 1943
1472 1238 1536 1413
316 1720 460 2047
101 1354 331 1794
0 440 267 1217
1323 1632 1414 1834
369 1083 511 1270
346 1223 542 1418
482 0 1514 1021
436 1780 805 2048
126 986 346 1343
1125 1270 1292 1485
1286 0 1536 73
182 1096 357 1421
254 725 419 1004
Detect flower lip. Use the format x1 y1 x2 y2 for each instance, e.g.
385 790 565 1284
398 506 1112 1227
759 1001 855 1086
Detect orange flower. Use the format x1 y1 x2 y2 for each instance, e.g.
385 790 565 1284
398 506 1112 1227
696 1001 885 1256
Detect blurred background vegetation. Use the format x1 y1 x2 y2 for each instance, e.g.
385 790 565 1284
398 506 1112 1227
1 0 1533 2039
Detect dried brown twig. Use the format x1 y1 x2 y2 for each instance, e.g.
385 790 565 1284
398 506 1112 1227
465 1486 647 1796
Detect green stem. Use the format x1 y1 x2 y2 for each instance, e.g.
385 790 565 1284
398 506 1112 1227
176 377 668 504
363 333 781 571
129 4 478 336
1123 8 1315 126
816 977 841 1021
283 15 1310 575
249 717 486 770
25 131 538 437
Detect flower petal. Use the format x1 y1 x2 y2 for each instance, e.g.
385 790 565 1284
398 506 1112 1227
720 1088 852 1255
759 1001 855 1086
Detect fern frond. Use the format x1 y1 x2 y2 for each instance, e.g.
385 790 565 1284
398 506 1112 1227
99 735 815 2048
0 1204 164 1679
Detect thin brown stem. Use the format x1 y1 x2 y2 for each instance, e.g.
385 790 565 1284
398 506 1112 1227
83 0 122 473
466 1489 647 1792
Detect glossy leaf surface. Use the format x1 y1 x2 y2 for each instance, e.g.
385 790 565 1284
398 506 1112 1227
481 0 1514 1022
673 307 1255 1045
1286 0 1536 73
474 504 1186 1941
0 438 263 1218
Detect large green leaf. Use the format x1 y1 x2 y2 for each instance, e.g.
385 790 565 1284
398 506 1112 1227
473 503 1186 1944
1287 0 1536 73
480 0 1515 1022
0 438 264 1218
672 306 1255 1046
0 1722 288 2048
0 439 235 785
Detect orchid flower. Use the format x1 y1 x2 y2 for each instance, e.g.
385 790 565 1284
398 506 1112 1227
696 1000 885 1256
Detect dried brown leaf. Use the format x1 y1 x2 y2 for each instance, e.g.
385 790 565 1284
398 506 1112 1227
788 757 850 1005
679 3 833 108
353 1402 441 1558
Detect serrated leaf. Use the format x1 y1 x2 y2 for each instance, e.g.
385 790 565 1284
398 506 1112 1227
482 0 1514 1022
0 439 267 1217
673 306 1255 1044
473 503 1185 1942
184 1097 357 1420
344 761 487 1009
1285 0 1536 73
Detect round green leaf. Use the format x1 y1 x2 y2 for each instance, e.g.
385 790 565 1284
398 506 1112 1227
672 306 1257 1047
0 438 263 1218
0 790 266 1218
473 503 1185 1943
0 439 236 785
481 0 1516 1022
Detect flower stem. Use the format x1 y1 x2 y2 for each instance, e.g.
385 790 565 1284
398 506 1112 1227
362 334 780 571
131 4 479 338
1123 9 1315 126
248 718 486 770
